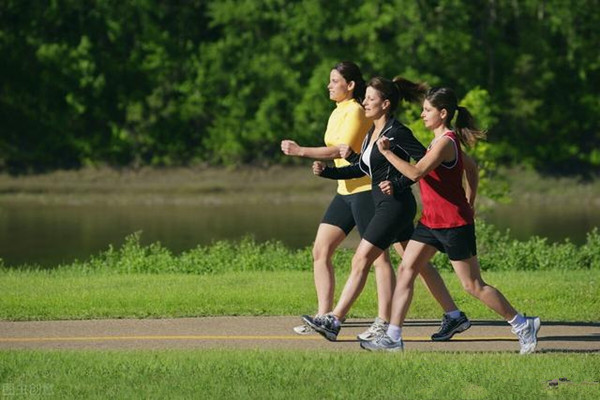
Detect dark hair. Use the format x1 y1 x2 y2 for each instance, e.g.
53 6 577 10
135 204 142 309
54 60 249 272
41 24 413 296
425 87 487 148
334 61 367 104
367 76 427 115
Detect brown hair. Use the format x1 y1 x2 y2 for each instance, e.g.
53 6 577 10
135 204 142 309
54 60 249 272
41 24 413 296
334 61 367 104
425 87 487 147
367 76 427 115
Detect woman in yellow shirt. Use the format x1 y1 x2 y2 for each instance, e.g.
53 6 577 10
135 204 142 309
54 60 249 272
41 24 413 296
282 61 394 338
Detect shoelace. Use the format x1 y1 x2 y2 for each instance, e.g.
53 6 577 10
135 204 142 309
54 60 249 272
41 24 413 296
371 322 387 336
374 334 396 347
438 315 452 332
513 323 530 347
320 314 337 328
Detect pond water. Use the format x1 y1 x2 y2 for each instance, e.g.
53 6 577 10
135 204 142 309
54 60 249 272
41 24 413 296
1 201 598 267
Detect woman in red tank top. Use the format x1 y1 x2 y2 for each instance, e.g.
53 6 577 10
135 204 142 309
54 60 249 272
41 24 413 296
360 87 541 354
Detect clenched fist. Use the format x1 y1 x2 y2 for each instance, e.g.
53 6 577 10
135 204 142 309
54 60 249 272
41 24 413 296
338 144 353 159
312 161 326 176
281 140 301 156
377 137 391 154
379 180 393 196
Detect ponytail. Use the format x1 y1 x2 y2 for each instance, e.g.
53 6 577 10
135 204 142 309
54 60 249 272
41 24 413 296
426 87 487 148
353 78 367 104
455 106 487 148
392 77 427 104
368 76 427 115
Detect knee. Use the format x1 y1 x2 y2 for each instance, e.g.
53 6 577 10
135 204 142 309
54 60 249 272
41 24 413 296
312 242 334 263
350 253 372 274
395 265 416 290
462 279 483 298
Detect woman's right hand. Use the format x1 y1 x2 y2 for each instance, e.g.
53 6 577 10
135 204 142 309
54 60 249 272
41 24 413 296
312 161 326 176
338 144 353 159
281 140 301 156
377 137 391 155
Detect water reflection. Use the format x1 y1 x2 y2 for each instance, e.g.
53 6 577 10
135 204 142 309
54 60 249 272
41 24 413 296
0 202 361 267
482 202 599 244
0 201 597 267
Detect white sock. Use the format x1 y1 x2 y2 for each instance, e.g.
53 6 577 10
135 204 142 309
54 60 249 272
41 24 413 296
445 310 462 319
508 313 527 328
386 324 402 341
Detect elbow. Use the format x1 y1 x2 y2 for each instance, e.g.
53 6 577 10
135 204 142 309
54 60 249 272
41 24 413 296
409 170 426 182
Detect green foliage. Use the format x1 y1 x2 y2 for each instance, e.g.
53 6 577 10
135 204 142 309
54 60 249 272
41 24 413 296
0 0 598 173
75 232 321 274
6 222 599 275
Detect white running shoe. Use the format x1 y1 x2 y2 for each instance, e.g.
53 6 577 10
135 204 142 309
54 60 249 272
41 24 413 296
357 317 388 341
512 316 541 354
360 333 404 352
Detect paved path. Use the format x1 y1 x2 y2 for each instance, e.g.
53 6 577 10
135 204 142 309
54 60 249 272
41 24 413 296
1 317 598 353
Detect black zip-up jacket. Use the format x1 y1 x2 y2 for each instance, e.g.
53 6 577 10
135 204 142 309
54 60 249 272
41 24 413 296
320 117 424 197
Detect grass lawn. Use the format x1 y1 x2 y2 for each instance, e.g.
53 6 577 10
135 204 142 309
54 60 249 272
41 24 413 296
0 350 598 399
0 269 598 321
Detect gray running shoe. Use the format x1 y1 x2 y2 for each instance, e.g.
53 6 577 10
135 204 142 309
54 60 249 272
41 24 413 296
302 314 341 341
512 316 541 354
357 317 388 341
360 333 404 352
293 323 314 335
431 312 472 341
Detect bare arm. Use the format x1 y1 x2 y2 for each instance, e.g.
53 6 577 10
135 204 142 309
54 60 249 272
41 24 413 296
377 136 455 181
280 140 341 160
462 151 479 209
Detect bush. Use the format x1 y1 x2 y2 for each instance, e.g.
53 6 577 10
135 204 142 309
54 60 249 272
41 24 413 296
5 223 599 274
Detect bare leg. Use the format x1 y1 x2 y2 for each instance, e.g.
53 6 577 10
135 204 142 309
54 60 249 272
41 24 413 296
392 242 458 313
451 257 517 320
372 250 395 321
389 241 438 327
332 239 383 319
312 223 346 315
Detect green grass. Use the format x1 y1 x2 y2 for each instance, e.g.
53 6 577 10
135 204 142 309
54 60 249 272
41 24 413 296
1 269 598 321
0 350 598 399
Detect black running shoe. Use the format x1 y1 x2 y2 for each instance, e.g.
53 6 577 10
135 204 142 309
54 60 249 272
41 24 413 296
431 312 472 341
302 314 341 341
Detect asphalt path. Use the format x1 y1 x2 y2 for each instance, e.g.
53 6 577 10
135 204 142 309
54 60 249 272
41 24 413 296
1 317 599 353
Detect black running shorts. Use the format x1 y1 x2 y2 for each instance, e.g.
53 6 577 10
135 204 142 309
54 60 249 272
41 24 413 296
321 191 374 237
361 189 417 250
411 222 477 261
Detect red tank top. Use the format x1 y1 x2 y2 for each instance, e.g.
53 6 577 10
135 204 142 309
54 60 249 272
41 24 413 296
419 131 474 228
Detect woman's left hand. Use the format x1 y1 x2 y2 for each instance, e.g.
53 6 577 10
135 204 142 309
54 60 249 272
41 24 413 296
379 180 393 196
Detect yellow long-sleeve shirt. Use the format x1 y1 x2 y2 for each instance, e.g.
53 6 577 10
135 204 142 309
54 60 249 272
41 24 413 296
324 99 372 195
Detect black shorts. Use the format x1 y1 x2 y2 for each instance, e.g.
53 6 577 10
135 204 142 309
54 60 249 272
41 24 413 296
321 191 374 237
411 222 477 261
361 189 417 251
